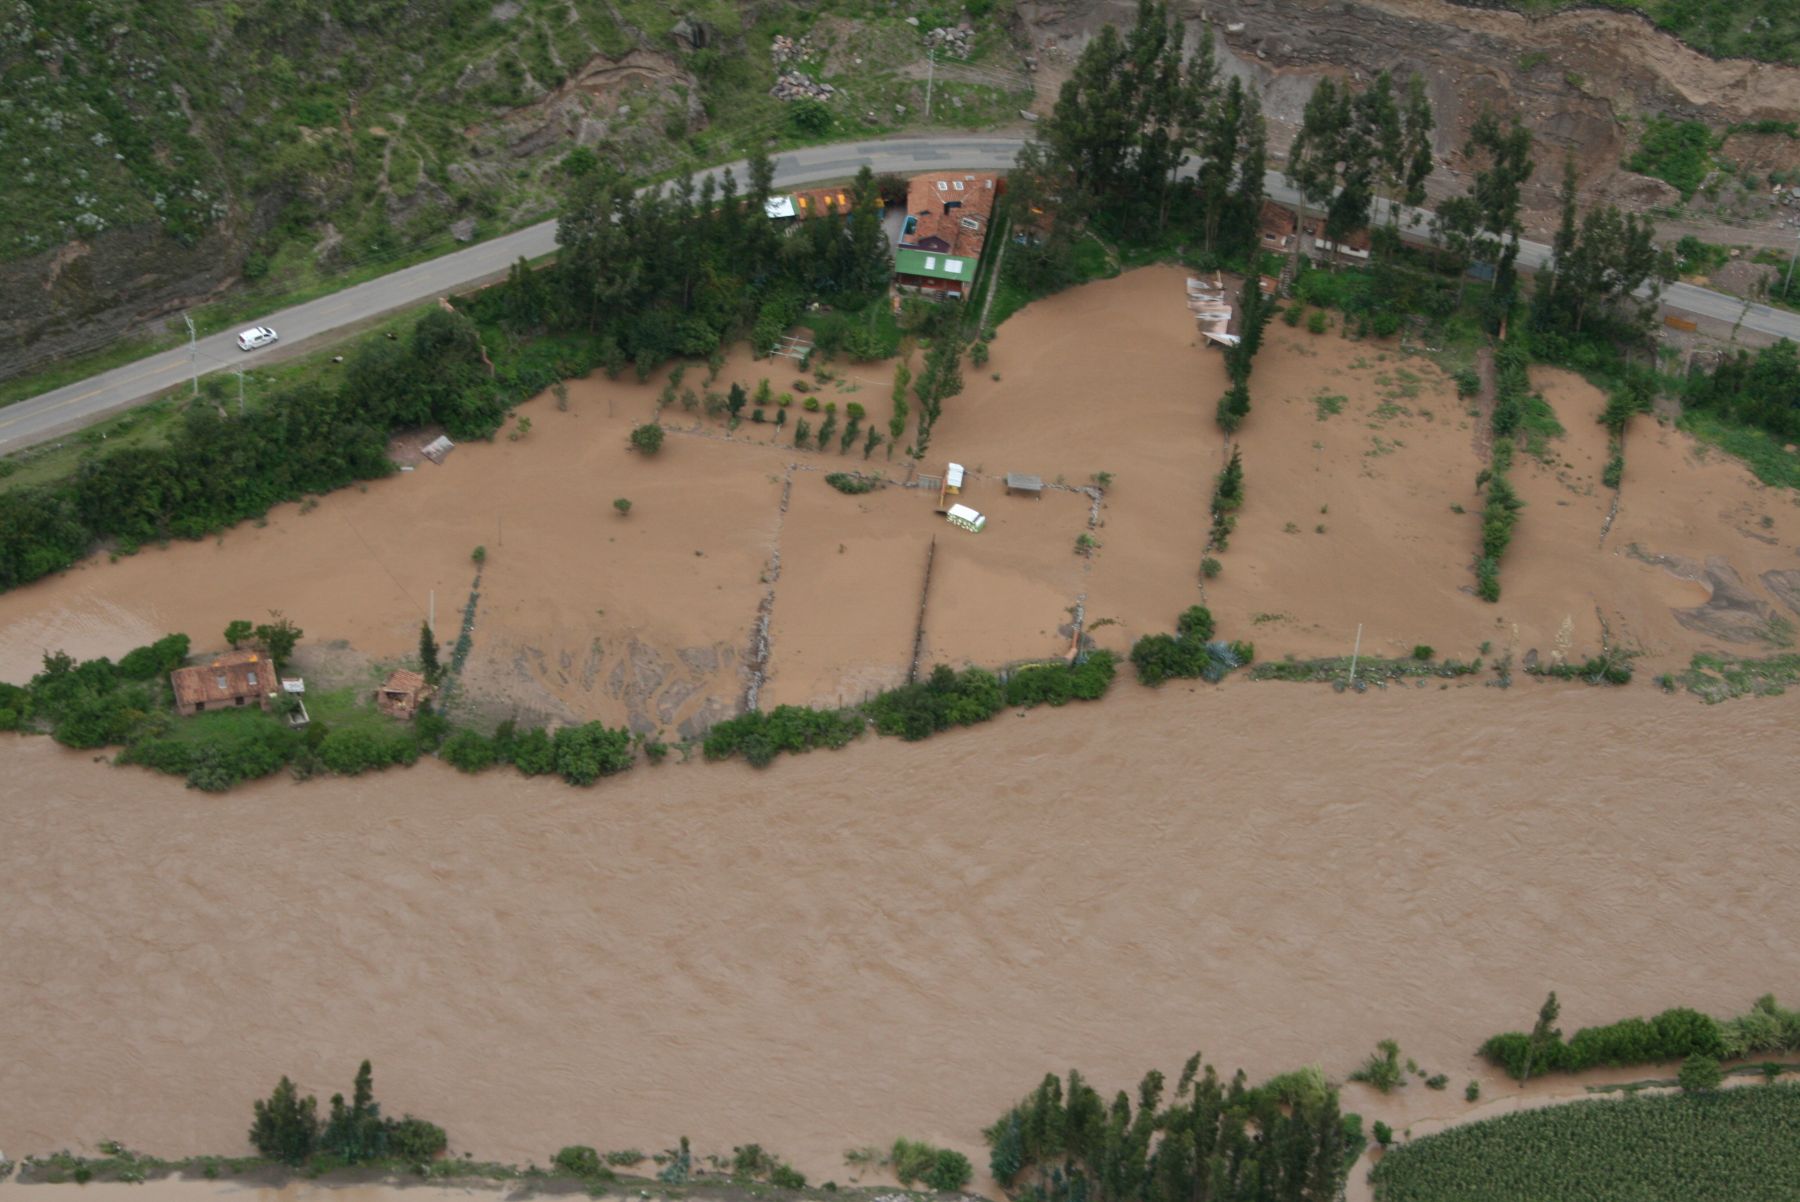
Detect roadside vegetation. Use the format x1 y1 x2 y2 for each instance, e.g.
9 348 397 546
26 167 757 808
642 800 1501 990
1 0 1033 391
1369 1083 1800 1202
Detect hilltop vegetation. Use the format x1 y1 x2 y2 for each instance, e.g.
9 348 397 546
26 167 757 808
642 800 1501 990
1491 0 1800 64
1 0 1030 370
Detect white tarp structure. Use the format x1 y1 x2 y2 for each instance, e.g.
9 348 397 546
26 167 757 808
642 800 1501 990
946 503 987 532
945 462 966 489
765 195 797 219
1201 330 1242 348
421 435 455 464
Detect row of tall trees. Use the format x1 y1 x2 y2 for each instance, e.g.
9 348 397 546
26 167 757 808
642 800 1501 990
0 307 499 593
1532 157 1671 340
1286 71 1434 251
1005 0 1269 277
986 1061 1349 1202
492 156 892 374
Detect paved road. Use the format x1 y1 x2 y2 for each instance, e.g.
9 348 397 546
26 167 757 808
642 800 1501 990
0 137 1025 454
5 133 1796 454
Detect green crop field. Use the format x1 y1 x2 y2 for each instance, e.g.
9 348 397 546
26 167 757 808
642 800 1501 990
1370 1083 1800 1202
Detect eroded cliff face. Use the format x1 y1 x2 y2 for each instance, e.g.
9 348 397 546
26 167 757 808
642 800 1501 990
1020 0 1800 225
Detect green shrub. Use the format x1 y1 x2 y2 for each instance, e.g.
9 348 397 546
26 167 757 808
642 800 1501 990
1201 555 1222 579
389 1118 447 1161
1602 453 1624 489
440 729 496 773
925 1150 972 1192
629 423 664 454
117 633 191 680
703 705 864 767
1627 117 1718 198
1001 653 1117 708
511 727 555 775
1307 309 1328 335
825 472 881 494
1412 645 1434 660
1349 1040 1404 1093
551 721 633 786
891 1139 970 1192
1177 605 1215 641
1481 1006 1725 1079
771 1163 807 1189
554 1146 605 1178
1372 1120 1393 1148
866 665 1004 741
318 725 418 776
1129 608 1244 686
1678 1054 1723 1093
1283 304 1303 327
1465 1080 1481 1102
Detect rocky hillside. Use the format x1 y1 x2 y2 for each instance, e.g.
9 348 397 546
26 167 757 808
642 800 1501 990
1024 0 1800 245
1 0 1033 377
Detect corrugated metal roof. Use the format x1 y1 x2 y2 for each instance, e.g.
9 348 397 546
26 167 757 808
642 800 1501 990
894 246 977 282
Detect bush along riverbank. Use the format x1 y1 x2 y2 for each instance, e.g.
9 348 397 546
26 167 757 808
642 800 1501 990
0 627 1126 790
1480 992 1800 1084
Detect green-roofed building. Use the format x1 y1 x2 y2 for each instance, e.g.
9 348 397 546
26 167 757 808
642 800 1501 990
894 246 978 297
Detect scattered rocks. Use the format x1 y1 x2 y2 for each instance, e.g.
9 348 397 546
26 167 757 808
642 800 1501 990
450 217 476 242
770 33 816 67
924 24 974 58
771 70 835 102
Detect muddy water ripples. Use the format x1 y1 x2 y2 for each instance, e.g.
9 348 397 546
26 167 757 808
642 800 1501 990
3 683 1796 1181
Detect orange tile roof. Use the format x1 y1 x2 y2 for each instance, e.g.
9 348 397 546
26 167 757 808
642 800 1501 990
171 649 271 710
900 172 999 262
792 186 853 217
381 669 428 696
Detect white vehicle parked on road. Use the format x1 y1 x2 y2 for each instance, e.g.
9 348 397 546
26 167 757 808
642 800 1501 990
236 326 278 351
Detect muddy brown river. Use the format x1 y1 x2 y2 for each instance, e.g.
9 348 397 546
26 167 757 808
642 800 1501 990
3 682 1796 1182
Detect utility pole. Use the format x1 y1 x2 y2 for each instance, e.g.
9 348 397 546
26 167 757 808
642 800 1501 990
925 48 935 122
1348 623 1363 686
1785 225 1799 300
184 313 198 396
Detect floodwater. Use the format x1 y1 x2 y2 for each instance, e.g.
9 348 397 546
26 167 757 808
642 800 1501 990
5 682 1797 1182
5 267 1800 1194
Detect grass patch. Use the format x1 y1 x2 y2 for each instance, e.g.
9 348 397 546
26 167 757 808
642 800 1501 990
1680 410 1800 489
1369 1082 1800 1202
1626 116 1720 199
1250 654 1481 687
1 305 433 497
1670 651 1800 703
1313 392 1347 420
